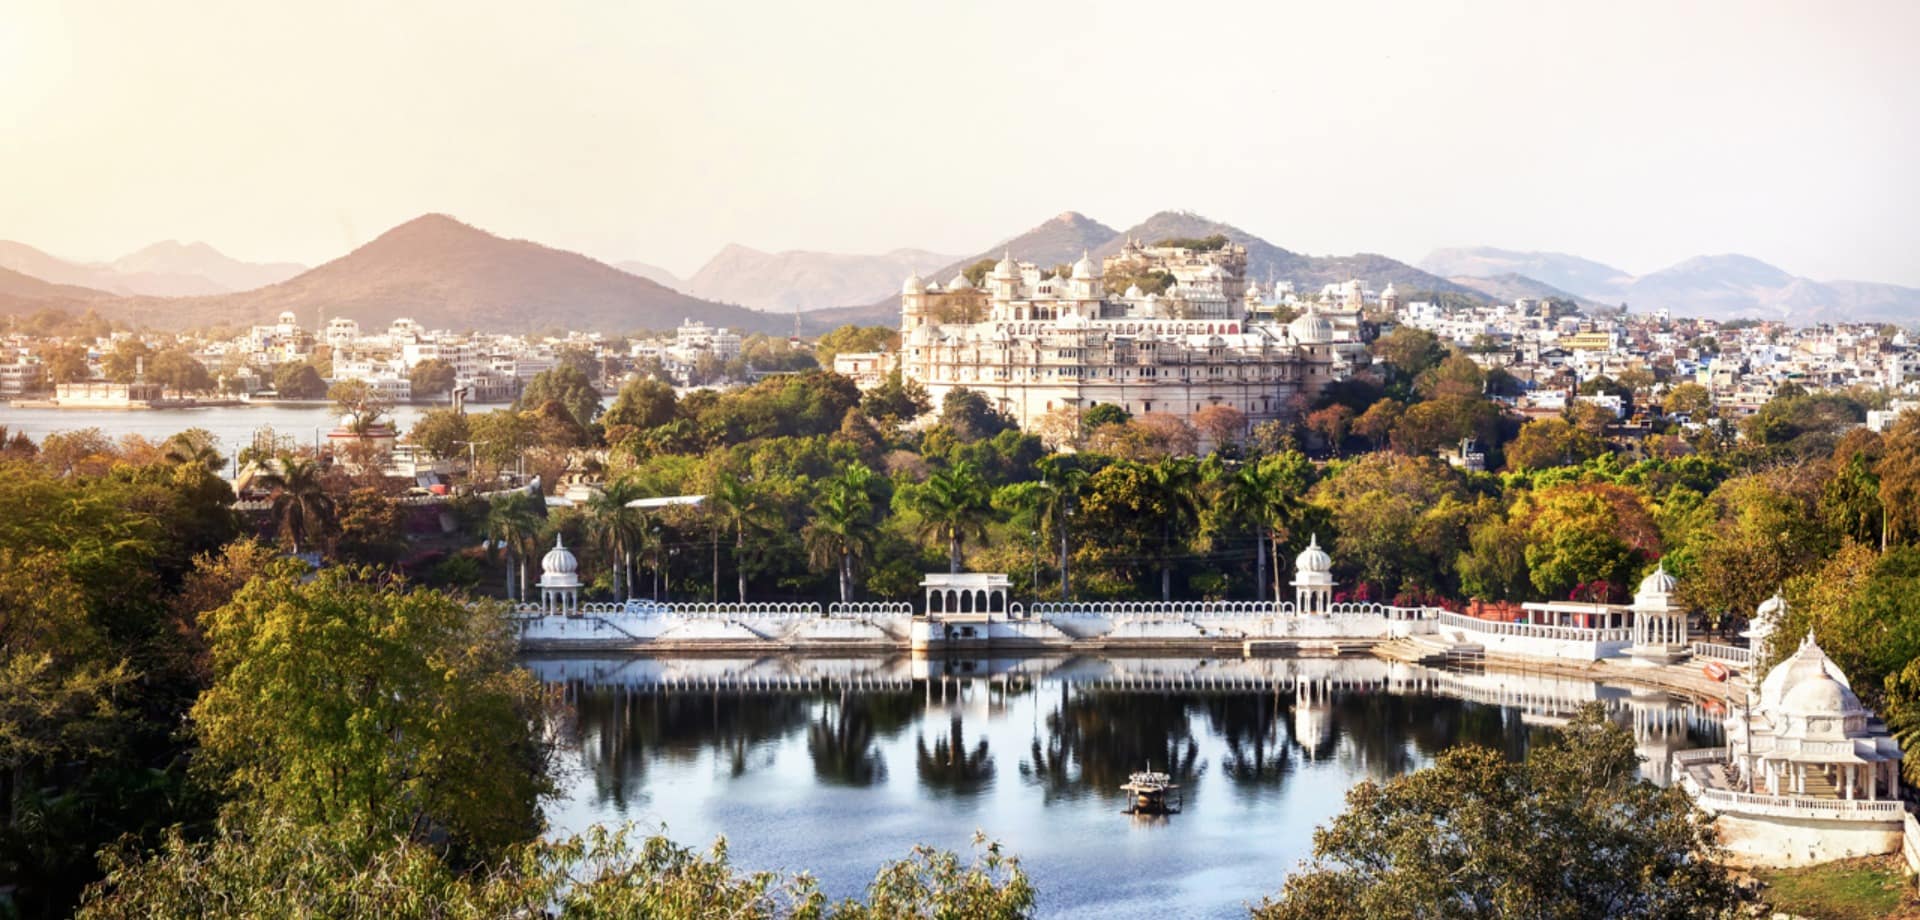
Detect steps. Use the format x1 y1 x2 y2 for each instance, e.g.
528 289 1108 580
1403 634 1485 667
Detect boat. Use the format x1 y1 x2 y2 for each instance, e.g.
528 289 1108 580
1120 767 1181 815
1702 660 1730 682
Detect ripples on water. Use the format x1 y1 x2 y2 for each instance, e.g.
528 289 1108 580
534 655 1722 919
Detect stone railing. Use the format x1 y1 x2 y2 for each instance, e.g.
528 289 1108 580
826 602 914 619
1688 785 1905 820
511 601 822 619
1027 601 1431 620
1672 747 1725 768
1690 642 1754 666
1435 611 1632 643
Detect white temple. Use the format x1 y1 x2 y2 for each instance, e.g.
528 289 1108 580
1292 534 1334 614
539 534 580 613
1628 562 1689 664
1727 631 1903 801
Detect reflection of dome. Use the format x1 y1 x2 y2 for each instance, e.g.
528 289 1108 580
540 535 579 587
902 271 925 295
1295 534 1331 574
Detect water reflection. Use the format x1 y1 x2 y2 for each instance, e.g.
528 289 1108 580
533 654 1725 920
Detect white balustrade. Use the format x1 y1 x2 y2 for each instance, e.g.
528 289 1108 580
1436 611 1631 642
1690 642 1754 665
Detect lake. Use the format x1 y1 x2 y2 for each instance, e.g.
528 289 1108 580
531 654 1722 919
0 402 437 456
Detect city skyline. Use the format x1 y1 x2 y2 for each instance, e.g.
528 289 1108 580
4 1 1918 286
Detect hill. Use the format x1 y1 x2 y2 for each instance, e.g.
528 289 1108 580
807 211 1120 327
0 239 305 297
614 260 684 291
1420 247 1634 301
1427 245 1920 323
112 214 788 334
683 244 958 313
0 265 115 315
1097 210 1484 301
1447 273 1601 309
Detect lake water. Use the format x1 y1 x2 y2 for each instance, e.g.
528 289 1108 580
0 402 435 455
532 654 1722 919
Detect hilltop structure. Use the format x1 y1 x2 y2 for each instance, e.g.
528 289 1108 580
880 240 1371 439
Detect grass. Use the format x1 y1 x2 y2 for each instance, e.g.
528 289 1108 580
1754 855 1919 920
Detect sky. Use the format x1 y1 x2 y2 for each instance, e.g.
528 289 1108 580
3 0 1918 284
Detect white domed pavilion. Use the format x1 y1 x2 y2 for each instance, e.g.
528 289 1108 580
539 534 580 613
1292 534 1334 613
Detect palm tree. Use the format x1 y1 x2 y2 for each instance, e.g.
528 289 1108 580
585 478 647 600
1147 457 1202 601
1034 456 1088 600
1217 460 1283 602
254 454 336 556
485 491 544 601
709 471 771 602
803 462 878 603
162 429 223 471
907 461 994 573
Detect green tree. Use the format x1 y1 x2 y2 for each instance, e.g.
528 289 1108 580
903 461 994 573
272 363 327 399
603 376 680 450
516 364 603 429
585 478 648 600
1216 452 1313 601
814 324 900 367
406 407 471 462
148 348 214 396
938 388 1016 442
1505 417 1603 471
1253 704 1744 920
37 343 90 384
484 492 544 601
328 379 392 434
253 455 337 556
406 359 457 400
861 369 933 430
1371 326 1446 381
1662 382 1713 419
189 565 552 857
102 339 154 383
805 462 880 602
710 472 774 602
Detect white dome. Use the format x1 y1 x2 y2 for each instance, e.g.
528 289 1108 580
992 252 1019 279
908 324 936 346
1071 250 1098 280
1289 311 1335 344
947 273 973 291
1295 533 1332 574
1124 284 1144 299
1757 592 1788 619
1782 667 1865 720
1637 563 1677 597
902 271 925 295
1759 631 1853 712
541 534 579 579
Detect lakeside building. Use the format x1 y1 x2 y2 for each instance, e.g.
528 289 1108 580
888 241 1369 439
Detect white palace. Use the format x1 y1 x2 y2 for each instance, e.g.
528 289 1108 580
885 239 1374 435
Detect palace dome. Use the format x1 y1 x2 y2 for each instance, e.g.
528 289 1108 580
1071 251 1098 280
1782 667 1866 720
903 271 925 295
992 252 1019 279
1289 310 1335 345
1295 534 1331 574
947 273 973 291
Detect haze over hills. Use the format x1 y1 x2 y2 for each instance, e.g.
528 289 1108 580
107 214 788 334
1421 246 1920 324
681 244 960 313
0 239 305 297
0 265 116 314
810 209 1478 328
613 261 684 291
1445 273 1602 309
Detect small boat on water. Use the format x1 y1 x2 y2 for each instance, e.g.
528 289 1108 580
1702 660 1730 682
1120 768 1181 815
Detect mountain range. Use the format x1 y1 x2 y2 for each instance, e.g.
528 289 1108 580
806 209 1483 328
1421 246 1920 324
0 240 305 297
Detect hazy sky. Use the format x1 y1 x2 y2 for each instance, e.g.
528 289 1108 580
4 1 1917 284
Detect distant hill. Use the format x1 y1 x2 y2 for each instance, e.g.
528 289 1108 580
683 244 959 313
1447 273 1600 308
103 214 788 334
1420 247 1634 302
0 239 304 297
0 265 114 314
1097 210 1484 301
614 260 684 291
1425 246 1920 323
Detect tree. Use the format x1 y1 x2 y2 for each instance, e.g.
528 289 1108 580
710 472 773 602
147 348 213 396
407 359 457 400
272 363 326 399
1663 382 1713 419
1216 452 1313 601
1352 398 1404 451
1303 405 1354 457
903 462 994 573
1192 404 1248 454
333 487 408 565
814 324 900 367
407 407 471 462
188 565 552 858
861 370 932 431
102 339 154 382
1371 326 1446 381
328 380 392 434
516 364 602 429
938 388 1016 442
1253 704 1745 920
38 343 90 384
484 492 544 601
1505 417 1603 471
603 377 680 449
1145 458 1203 601
805 463 881 602
253 455 337 556
1519 483 1658 602
585 478 648 600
